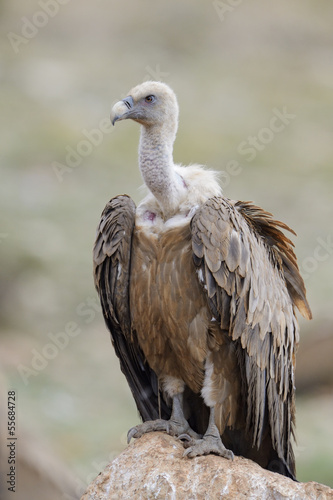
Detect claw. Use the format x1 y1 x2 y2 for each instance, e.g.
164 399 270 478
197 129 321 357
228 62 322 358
183 447 195 458
181 406 234 459
178 433 198 449
178 433 192 442
127 419 170 443
183 435 234 460
126 416 196 444
127 426 139 444
126 393 201 446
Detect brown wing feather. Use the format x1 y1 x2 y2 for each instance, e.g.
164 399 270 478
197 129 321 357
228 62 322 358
93 195 170 422
191 196 311 477
235 201 312 320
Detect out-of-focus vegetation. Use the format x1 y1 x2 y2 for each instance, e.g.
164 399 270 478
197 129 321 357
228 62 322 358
0 0 332 495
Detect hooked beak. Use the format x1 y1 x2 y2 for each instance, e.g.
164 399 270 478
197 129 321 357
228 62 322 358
110 96 134 126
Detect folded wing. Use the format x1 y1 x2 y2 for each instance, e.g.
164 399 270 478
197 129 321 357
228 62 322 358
93 195 170 422
191 196 311 475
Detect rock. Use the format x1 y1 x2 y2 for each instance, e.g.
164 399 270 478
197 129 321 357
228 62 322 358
81 432 333 500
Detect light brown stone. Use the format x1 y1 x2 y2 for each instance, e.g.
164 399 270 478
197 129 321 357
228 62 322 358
81 432 333 500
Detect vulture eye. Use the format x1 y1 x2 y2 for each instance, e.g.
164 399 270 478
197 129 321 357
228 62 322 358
145 95 156 103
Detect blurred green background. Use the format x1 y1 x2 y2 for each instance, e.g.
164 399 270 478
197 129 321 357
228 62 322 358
1 0 333 497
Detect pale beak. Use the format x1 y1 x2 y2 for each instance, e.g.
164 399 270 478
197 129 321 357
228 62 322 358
110 96 134 125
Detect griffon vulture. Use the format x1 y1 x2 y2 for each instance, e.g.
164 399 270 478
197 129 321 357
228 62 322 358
93 81 311 479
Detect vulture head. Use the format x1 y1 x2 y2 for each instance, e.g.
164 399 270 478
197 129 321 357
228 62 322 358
110 81 179 139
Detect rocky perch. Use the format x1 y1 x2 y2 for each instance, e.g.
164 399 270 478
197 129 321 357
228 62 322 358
81 432 333 499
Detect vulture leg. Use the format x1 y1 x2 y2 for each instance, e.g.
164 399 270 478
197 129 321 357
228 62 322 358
127 393 200 443
183 407 234 460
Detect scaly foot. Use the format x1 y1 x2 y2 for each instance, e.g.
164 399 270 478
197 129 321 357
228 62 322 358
127 392 202 443
182 432 234 459
127 417 200 443
182 406 234 460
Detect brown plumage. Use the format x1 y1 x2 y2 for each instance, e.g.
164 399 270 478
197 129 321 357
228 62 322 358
93 82 311 479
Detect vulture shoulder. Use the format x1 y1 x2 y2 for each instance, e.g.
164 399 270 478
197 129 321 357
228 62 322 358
93 195 170 422
191 196 311 471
